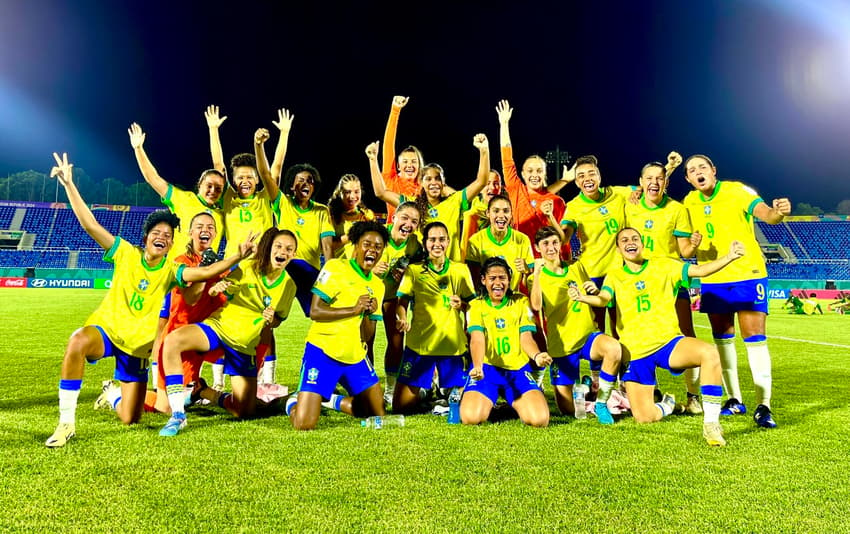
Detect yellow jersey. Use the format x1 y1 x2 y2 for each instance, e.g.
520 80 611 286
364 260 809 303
466 293 536 370
161 184 225 260
601 257 690 361
530 260 598 358
85 238 181 357
625 194 692 259
274 196 335 270
466 227 534 291
683 180 767 284
400 189 470 262
203 263 296 354
222 188 278 258
305 258 386 364
397 260 475 356
563 186 628 277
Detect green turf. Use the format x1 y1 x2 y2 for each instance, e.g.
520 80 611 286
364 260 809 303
1 289 849 532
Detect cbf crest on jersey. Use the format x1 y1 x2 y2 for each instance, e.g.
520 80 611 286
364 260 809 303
428 207 438 218
704 205 712 215
263 296 272 307
599 206 609 216
644 220 654 229
495 318 506 329
137 279 150 291
307 367 319 384
635 281 646 291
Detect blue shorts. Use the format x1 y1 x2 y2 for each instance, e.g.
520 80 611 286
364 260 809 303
298 342 379 400
89 326 149 383
590 276 605 290
699 278 769 314
159 292 171 319
550 332 603 386
464 363 541 405
198 323 257 377
397 347 467 389
621 336 686 386
286 259 320 316
676 286 690 300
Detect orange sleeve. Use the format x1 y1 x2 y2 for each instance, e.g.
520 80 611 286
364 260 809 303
382 105 402 178
501 146 532 222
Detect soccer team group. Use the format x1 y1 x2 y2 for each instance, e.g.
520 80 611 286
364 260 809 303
44 97 792 448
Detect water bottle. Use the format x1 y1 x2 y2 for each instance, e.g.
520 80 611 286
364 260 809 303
447 388 462 424
360 415 405 429
574 384 588 419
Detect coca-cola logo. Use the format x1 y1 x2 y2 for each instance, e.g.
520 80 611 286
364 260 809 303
0 278 27 287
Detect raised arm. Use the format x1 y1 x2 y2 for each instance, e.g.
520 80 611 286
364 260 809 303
205 105 228 174
366 141 401 206
529 260 544 311
51 152 115 250
128 123 170 198
547 162 576 195
381 96 408 177
677 230 702 259
753 198 792 225
254 128 280 200
463 134 491 199
270 108 294 182
181 232 257 283
496 100 513 148
687 241 744 278
665 151 682 177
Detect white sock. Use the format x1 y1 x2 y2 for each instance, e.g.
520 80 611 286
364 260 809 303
212 363 225 388
745 340 772 407
107 385 122 410
684 367 700 396
59 389 80 424
150 361 158 391
262 360 276 384
715 336 742 400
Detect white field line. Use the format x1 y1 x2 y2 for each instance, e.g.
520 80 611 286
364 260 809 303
693 324 850 349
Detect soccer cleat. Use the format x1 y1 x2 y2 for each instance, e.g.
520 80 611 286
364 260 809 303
702 422 727 447
93 380 117 410
660 393 676 415
595 402 614 425
431 399 450 416
45 423 76 448
753 404 777 429
720 398 747 416
158 413 187 437
685 394 703 415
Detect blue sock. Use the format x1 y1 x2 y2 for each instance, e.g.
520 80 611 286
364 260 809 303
217 392 232 409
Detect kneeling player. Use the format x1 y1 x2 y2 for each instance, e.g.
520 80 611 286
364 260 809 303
461 257 552 427
288 222 389 430
569 227 744 446
394 222 475 413
529 226 621 423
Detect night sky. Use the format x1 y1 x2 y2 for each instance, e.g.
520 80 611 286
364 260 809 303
2 0 849 210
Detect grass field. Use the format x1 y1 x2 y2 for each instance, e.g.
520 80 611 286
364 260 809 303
1 289 849 532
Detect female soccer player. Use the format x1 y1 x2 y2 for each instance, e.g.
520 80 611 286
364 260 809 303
367 202 421 405
569 227 745 446
394 221 475 413
379 96 457 220
683 154 792 428
466 194 534 292
368 133 490 262
559 154 633 335
206 106 293 258
461 257 552 427
45 153 253 447
137 212 228 415
460 169 503 258
128 122 226 259
288 221 390 430
160 228 297 434
626 157 704 413
529 226 621 423
494 100 566 256
257 132 334 316
327 173 376 257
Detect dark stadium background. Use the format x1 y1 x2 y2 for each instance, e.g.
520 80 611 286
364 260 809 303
1 0 849 211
